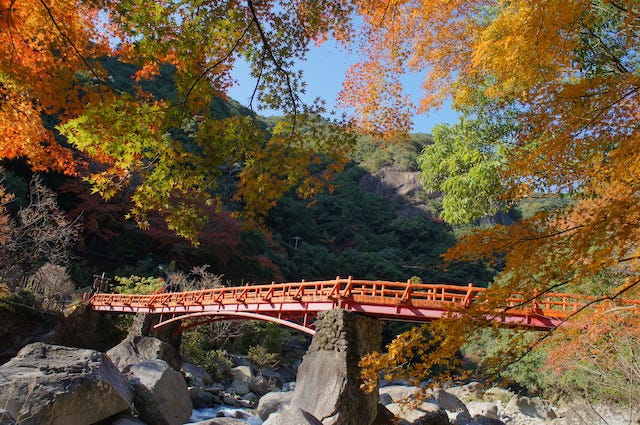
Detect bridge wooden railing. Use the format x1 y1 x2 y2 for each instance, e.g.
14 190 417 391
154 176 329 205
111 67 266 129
88 276 638 318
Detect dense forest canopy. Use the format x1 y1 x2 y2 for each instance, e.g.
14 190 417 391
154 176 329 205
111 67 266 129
1 0 639 410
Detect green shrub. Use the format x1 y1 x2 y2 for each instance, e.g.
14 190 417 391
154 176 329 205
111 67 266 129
248 345 279 370
113 275 164 294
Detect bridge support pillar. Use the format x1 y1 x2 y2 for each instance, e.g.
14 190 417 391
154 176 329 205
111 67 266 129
291 308 383 425
129 313 181 349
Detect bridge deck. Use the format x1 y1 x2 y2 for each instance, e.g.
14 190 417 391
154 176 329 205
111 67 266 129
88 277 639 334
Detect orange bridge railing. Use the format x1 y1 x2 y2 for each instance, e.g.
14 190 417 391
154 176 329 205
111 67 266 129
88 277 639 335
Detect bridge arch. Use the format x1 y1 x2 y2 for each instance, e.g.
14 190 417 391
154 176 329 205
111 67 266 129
153 311 317 335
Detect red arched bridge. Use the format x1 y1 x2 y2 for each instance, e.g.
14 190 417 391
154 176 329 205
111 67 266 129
87 277 638 335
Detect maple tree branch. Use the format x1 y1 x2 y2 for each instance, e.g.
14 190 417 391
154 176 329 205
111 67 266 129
375 0 394 29
486 277 640 382
4 0 18 69
584 27 629 74
246 0 301 119
618 254 640 264
38 0 105 84
248 61 264 112
604 0 640 21
179 20 254 110
578 85 640 134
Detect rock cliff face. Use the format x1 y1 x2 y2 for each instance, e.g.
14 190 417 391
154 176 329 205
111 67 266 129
291 309 383 425
358 167 436 219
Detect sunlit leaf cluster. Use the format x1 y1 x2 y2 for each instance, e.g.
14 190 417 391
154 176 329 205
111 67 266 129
1 0 362 239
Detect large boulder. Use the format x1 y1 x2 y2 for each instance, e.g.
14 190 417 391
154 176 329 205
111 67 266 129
0 343 132 425
433 389 468 413
257 390 295 420
445 382 483 403
263 406 323 425
467 402 498 419
128 359 192 425
107 336 182 372
386 401 449 425
379 385 421 403
182 362 214 387
291 309 383 425
228 365 252 395
189 386 218 409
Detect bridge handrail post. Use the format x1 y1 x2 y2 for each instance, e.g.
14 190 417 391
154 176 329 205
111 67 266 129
462 283 474 308
262 282 276 301
328 276 342 299
400 280 413 304
531 289 541 314
342 276 353 298
293 282 306 300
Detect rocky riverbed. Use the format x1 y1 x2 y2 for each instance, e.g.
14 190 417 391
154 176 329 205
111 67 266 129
0 336 618 425
0 309 635 425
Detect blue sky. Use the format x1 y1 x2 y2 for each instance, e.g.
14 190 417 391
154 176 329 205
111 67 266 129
228 41 459 134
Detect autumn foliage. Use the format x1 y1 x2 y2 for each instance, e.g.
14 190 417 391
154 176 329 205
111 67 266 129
353 0 640 399
2 0 640 403
1 0 358 239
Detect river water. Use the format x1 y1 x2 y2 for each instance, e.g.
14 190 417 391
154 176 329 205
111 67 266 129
186 406 263 424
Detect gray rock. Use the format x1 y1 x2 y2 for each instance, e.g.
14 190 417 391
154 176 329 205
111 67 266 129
446 383 482 403
467 402 498 419
263 406 322 425
182 362 214 386
0 410 15 425
206 383 225 394
238 399 255 408
455 411 473 425
250 374 276 395
222 394 240 406
379 392 394 405
242 391 259 404
474 417 505 425
291 309 383 425
189 386 217 409
229 366 252 395
257 391 294 420
379 385 422 403
386 401 449 425
107 336 182 372
128 359 192 425
0 343 132 425
434 389 468 413
505 395 556 419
